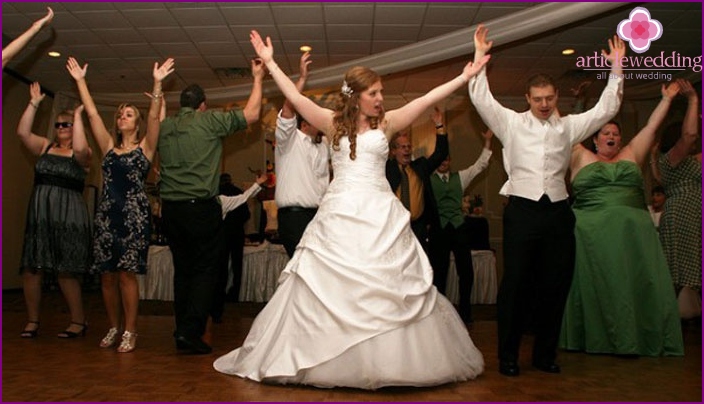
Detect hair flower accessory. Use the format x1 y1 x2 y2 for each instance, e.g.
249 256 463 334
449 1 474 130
341 80 353 97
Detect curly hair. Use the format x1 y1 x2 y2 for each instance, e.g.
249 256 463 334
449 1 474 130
332 66 384 160
112 103 143 147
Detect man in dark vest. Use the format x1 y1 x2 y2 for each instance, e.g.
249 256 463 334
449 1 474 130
429 130 493 324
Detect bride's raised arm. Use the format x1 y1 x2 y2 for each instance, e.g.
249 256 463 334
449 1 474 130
384 55 489 136
250 30 334 134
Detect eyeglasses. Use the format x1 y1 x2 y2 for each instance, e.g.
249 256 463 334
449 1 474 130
54 122 74 129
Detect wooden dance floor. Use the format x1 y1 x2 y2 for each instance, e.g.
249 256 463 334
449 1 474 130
2 290 701 402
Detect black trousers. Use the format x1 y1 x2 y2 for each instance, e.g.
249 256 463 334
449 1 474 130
429 222 474 322
278 207 318 258
410 218 430 253
212 228 245 318
161 198 224 340
498 195 575 365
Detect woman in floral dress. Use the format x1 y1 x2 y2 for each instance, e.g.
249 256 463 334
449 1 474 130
67 57 175 352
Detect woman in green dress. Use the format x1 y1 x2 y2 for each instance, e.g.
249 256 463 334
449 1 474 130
560 82 684 356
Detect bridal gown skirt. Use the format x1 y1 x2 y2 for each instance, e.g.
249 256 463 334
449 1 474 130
213 133 484 389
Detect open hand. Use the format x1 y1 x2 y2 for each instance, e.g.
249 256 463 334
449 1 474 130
154 57 175 82
474 24 493 55
249 30 274 64
35 7 54 29
29 82 45 104
662 81 681 100
601 35 626 65
66 57 87 81
677 79 697 100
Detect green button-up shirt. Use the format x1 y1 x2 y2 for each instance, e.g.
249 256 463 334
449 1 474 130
158 107 248 201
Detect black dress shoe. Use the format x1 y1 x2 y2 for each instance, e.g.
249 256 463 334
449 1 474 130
532 361 561 373
174 334 212 354
499 361 520 376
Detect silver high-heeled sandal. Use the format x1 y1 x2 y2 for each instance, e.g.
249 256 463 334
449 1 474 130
99 327 119 348
117 330 137 353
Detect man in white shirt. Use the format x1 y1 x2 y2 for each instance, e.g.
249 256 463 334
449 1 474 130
468 24 624 376
275 52 330 257
429 128 493 324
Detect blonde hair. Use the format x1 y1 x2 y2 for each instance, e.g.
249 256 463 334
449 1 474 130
332 66 384 160
112 103 143 147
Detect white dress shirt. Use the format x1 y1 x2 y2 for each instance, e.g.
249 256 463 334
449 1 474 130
468 69 623 202
218 182 262 220
456 147 493 190
274 111 330 208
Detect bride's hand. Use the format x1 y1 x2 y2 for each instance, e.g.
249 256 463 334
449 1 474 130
249 30 274 64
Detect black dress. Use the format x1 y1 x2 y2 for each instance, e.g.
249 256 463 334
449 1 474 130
21 148 92 273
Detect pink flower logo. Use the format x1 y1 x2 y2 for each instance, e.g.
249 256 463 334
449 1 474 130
617 7 663 54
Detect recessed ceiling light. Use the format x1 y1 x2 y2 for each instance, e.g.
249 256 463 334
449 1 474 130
300 45 312 52
48 51 61 57
562 48 575 55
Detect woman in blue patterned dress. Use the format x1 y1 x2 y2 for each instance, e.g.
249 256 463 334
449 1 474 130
67 57 175 352
17 82 93 339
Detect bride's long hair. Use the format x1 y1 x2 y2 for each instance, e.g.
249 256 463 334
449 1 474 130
332 66 384 160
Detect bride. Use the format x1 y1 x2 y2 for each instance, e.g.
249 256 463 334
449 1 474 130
213 30 489 390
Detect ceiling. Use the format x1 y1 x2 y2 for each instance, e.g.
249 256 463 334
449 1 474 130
2 2 702 107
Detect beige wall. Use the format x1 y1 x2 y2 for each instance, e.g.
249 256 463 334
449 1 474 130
2 75 677 290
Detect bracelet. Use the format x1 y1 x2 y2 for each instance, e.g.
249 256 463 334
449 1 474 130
29 101 39 109
435 123 444 129
151 92 163 99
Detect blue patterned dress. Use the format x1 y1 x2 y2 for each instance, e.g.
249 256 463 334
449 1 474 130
92 148 151 274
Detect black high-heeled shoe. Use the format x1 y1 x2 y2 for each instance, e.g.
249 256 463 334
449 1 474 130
21 321 40 338
57 321 88 338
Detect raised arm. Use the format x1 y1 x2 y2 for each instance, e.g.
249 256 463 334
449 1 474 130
242 58 266 125
2 7 54 68
71 105 93 168
66 57 112 155
219 173 267 219
16 82 51 156
141 58 175 162
650 142 662 184
667 79 700 166
473 23 493 63
384 55 489 136
626 82 680 165
250 30 334 134
567 36 626 144
281 52 311 119
458 129 493 190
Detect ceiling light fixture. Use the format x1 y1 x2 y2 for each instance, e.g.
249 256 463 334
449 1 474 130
562 48 575 55
300 45 312 53
48 51 61 57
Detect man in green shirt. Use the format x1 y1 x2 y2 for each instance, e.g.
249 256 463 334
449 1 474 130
159 59 265 354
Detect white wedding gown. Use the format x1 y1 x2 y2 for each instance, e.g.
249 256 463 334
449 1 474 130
213 129 484 389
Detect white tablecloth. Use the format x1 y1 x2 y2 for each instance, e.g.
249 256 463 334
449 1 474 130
238 241 289 302
138 244 496 305
138 245 174 301
445 250 497 305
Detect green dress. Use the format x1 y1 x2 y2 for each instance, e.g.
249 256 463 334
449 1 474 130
560 161 683 356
